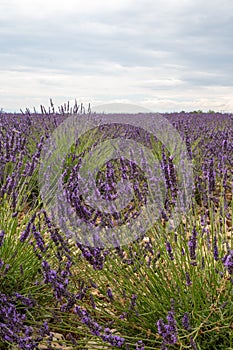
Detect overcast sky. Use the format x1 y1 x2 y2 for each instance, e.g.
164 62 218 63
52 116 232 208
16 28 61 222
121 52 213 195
1 0 233 112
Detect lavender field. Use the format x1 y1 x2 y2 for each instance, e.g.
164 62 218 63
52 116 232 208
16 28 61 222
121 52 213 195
0 106 232 350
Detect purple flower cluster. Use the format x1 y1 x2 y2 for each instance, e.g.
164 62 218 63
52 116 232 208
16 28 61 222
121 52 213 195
188 227 198 262
166 241 174 260
76 241 109 270
74 306 125 347
0 230 5 247
185 272 192 286
189 336 198 350
20 213 37 242
41 260 69 300
107 287 114 301
135 340 145 349
207 158 215 193
0 108 232 349
0 292 49 349
157 304 178 347
64 148 148 230
222 250 233 275
213 234 219 261
182 312 191 330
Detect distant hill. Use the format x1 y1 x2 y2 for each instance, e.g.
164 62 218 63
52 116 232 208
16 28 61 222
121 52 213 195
92 103 151 114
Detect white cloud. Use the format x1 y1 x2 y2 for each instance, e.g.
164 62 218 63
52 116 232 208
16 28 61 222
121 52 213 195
1 0 233 112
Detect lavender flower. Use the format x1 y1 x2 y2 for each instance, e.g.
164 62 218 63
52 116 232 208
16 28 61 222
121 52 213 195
0 259 4 269
190 336 198 350
41 260 69 300
4 263 10 275
157 304 178 346
185 272 192 286
76 241 108 270
188 227 198 262
207 158 215 193
130 294 137 309
166 241 174 260
0 230 5 247
74 306 125 347
102 328 125 347
0 291 45 349
222 250 233 275
32 225 46 252
213 234 219 261
136 340 145 349
182 312 191 330
20 213 37 242
107 287 114 301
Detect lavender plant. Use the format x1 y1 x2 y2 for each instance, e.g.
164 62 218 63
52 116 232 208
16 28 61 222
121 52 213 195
0 105 232 349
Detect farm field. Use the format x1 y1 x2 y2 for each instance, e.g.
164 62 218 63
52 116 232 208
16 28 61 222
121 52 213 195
0 107 232 350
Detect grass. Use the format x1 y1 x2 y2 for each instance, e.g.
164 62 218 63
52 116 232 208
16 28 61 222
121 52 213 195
0 108 232 349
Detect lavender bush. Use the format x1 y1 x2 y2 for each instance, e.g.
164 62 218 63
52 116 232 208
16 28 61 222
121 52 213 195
0 103 232 349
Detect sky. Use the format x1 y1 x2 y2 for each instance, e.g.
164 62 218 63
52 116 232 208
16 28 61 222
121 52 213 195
1 0 233 113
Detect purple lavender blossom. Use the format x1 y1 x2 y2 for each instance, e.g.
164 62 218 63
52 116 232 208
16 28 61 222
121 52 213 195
41 260 69 300
166 241 174 260
207 158 215 193
185 272 192 286
222 250 233 275
20 213 37 242
32 225 46 252
74 306 125 347
213 234 219 261
130 294 137 309
107 287 114 301
0 291 46 349
190 336 198 350
188 227 198 262
157 305 178 346
136 340 145 349
182 312 191 330
76 241 108 270
0 230 5 247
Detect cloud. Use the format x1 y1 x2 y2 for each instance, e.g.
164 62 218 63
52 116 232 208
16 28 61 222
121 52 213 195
0 0 233 112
